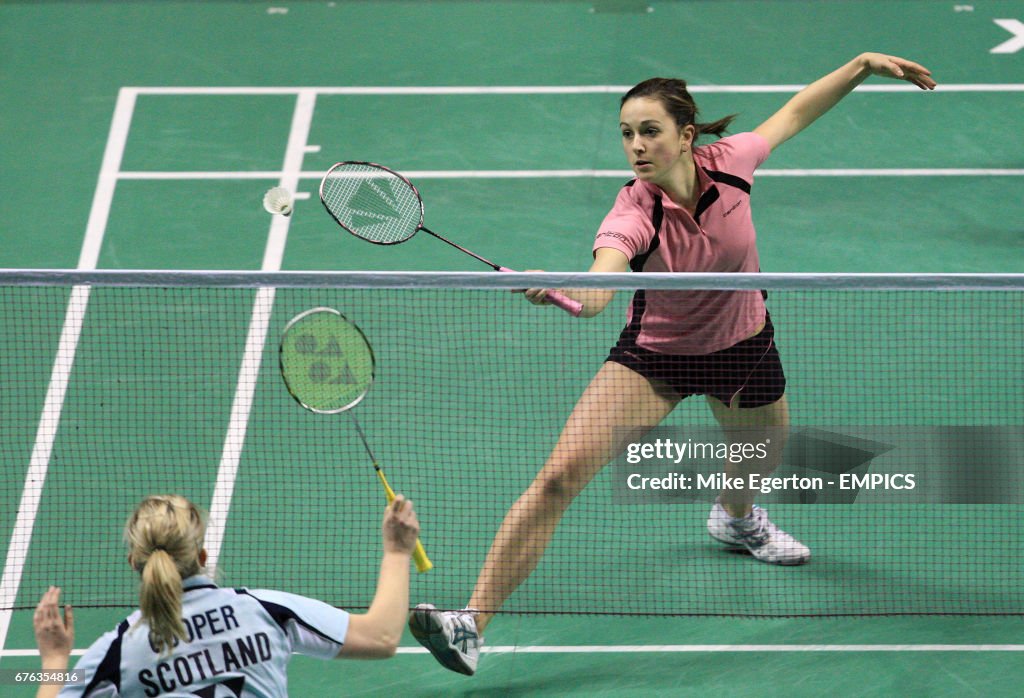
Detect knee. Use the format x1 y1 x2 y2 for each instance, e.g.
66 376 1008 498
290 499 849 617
532 463 587 506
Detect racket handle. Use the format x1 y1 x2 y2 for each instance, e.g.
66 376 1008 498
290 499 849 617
497 267 584 317
377 470 434 573
412 539 433 573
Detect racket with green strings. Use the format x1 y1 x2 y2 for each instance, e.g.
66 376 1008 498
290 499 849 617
279 307 432 573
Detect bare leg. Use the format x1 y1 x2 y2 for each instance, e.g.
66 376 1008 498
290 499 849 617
470 362 677 632
707 394 789 519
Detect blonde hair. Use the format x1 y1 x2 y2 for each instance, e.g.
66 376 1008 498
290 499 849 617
124 495 206 654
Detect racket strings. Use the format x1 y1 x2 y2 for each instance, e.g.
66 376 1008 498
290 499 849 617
280 309 375 413
320 163 423 244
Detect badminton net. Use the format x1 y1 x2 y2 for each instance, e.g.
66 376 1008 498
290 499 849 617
1 271 1022 617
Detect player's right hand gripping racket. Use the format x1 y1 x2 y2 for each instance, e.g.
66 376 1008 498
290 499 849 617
279 307 432 573
319 162 584 317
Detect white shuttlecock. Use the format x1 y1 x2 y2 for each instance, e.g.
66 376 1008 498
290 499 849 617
263 187 294 216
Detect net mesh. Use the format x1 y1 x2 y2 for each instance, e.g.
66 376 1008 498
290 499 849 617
319 163 423 244
2 275 1023 616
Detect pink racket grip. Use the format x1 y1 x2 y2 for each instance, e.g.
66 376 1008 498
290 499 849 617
498 267 584 317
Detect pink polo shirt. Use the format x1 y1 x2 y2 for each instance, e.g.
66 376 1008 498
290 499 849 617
594 131 771 355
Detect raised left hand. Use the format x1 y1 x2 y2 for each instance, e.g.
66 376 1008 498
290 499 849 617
34 587 74 667
860 53 936 90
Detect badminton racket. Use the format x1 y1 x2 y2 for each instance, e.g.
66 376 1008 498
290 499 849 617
319 161 584 316
279 307 432 573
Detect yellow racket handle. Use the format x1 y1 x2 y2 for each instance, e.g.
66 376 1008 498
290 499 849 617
377 469 433 573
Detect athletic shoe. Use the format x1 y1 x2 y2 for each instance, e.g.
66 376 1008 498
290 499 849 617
707 498 810 565
408 603 482 675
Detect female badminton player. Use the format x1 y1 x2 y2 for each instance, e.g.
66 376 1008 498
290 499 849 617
409 52 936 675
33 493 420 697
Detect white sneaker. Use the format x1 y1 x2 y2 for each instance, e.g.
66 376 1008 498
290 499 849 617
408 604 483 675
707 499 810 565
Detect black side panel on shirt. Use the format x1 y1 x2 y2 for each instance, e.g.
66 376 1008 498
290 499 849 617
82 618 130 695
629 194 663 273
236 590 345 645
622 194 665 342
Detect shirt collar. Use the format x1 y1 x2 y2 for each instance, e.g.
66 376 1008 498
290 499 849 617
182 574 218 592
637 163 716 213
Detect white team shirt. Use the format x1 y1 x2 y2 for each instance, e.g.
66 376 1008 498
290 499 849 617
58 576 350 697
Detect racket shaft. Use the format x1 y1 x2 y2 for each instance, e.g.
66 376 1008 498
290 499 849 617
420 228 583 316
422 228 501 270
377 469 433 573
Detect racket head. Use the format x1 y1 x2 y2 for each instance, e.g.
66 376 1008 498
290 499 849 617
319 161 425 245
279 307 375 414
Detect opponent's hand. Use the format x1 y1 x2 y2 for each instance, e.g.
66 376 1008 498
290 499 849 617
34 587 74 667
860 53 936 90
382 495 420 555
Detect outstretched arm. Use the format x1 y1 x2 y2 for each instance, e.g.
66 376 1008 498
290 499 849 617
337 496 419 659
520 247 630 318
754 53 936 151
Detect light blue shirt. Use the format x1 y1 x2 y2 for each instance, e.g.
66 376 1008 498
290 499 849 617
59 576 350 697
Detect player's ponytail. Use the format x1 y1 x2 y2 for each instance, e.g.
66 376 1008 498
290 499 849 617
139 549 186 653
125 495 207 654
694 115 737 139
621 77 738 142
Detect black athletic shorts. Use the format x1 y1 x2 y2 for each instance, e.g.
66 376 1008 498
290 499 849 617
606 314 787 408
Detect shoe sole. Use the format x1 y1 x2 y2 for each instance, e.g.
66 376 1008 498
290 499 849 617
750 551 811 565
740 543 811 566
408 606 475 676
710 529 811 565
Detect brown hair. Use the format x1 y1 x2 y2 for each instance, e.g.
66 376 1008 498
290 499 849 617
124 495 206 654
621 77 737 141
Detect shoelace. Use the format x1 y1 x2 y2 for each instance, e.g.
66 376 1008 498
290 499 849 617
730 507 771 547
450 616 478 653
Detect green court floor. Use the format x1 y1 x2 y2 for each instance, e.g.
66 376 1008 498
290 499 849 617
2 2 1023 696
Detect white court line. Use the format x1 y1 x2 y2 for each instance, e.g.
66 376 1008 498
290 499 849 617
117 168 1024 180
758 169 1024 177
0 88 138 658
202 89 318 576
4 644 1024 658
452 644 1024 653
127 84 1024 95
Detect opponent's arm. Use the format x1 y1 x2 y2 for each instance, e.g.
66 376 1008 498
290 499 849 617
337 496 419 659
